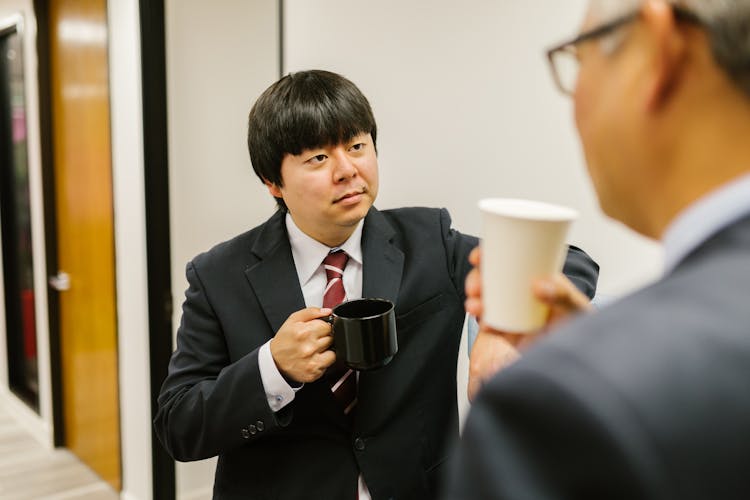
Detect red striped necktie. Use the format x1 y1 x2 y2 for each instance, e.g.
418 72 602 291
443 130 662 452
323 250 357 415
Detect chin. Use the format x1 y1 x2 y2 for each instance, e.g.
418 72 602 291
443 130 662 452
341 205 370 225
344 210 368 225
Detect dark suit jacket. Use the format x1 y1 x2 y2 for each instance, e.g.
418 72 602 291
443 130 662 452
447 214 750 500
154 207 598 500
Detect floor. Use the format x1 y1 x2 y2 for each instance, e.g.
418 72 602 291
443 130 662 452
0 404 119 499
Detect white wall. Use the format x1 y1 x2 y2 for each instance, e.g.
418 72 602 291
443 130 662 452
165 0 280 498
108 1 153 499
283 0 662 297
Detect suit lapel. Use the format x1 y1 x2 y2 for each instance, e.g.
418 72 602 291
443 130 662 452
361 208 404 304
244 211 306 334
356 208 405 429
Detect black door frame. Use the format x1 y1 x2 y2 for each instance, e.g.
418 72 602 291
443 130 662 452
33 0 65 449
139 1 175 498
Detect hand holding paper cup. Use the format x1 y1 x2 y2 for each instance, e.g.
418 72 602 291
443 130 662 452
478 198 578 333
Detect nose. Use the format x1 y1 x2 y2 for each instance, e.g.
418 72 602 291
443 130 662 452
331 147 358 182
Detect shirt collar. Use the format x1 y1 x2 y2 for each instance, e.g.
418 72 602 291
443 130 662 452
663 172 750 274
285 212 364 286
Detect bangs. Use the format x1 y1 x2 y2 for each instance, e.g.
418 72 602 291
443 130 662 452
276 79 376 155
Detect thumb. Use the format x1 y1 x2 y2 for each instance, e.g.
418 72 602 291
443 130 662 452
533 274 591 312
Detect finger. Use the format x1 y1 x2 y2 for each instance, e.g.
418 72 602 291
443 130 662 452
467 375 482 402
532 274 592 312
474 322 533 349
317 350 336 368
465 268 481 298
305 318 333 340
468 246 481 266
465 297 483 318
476 321 518 339
315 331 334 351
289 306 334 323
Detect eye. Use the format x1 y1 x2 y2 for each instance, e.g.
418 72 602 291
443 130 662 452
349 143 365 152
307 154 327 164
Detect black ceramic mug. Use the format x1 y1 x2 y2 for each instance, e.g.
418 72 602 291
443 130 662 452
328 298 398 370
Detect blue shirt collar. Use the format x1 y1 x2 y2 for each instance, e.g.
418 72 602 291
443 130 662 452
662 172 750 274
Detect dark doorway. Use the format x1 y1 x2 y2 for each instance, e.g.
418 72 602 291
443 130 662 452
0 20 40 413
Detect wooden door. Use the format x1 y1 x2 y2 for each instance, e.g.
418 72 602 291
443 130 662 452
48 0 121 490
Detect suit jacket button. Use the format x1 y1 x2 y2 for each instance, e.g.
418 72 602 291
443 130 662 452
354 437 365 451
248 424 257 435
241 428 250 439
256 420 265 432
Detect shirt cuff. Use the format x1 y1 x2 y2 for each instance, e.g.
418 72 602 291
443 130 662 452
467 315 479 356
258 340 300 412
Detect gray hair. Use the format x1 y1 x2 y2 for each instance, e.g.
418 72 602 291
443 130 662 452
592 0 750 97
682 1 750 97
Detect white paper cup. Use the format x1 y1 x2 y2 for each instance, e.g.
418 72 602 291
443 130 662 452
479 198 578 332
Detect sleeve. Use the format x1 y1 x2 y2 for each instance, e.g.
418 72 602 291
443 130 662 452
153 261 292 462
258 340 302 411
466 315 480 354
562 245 599 299
439 208 480 300
444 358 651 500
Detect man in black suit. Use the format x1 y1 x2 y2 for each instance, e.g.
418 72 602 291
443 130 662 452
448 1 750 498
153 70 599 499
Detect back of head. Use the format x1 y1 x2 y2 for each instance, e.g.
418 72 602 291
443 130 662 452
681 0 750 98
246 70 378 210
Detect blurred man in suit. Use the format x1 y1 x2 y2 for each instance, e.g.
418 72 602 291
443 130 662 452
448 0 750 498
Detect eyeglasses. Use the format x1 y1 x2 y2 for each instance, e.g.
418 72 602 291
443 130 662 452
546 6 703 96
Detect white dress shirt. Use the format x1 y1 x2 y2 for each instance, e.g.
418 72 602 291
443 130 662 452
257 212 370 498
663 172 750 275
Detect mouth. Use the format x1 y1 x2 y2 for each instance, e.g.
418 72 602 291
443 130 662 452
334 187 367 204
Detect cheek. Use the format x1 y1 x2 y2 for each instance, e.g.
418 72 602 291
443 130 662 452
573 76 614 206
368 165 379 192
573 63 600 145
283 174 325 207
574 70 622 172
574 83 599 167
361 158 379 189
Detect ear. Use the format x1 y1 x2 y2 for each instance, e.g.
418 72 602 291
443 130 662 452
641 0 688 111
264 179 283 199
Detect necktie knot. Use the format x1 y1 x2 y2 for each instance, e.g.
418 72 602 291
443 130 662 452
323 250 349 309
323 250 348 281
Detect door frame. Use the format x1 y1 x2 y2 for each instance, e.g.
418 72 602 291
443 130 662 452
31 0 64 447
139 0 175 498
